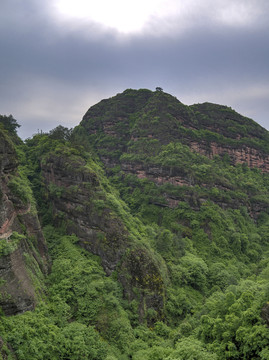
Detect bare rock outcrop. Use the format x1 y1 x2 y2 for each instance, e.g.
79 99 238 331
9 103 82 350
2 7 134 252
0 130 49 315
41 151 166 320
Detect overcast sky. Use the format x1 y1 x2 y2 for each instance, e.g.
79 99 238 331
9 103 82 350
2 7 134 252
1 0 269 138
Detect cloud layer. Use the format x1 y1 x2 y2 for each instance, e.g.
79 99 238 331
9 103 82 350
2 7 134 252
1 0 268 138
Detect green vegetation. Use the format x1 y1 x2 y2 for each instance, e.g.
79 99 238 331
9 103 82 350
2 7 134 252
0 90 269 359
0 114 20 135
0 232 25 256
8 166 36 206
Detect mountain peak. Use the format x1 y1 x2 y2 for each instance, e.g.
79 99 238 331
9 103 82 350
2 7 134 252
79 88 269 172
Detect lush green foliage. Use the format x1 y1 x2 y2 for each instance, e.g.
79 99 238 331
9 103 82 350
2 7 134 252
1 91 269 360
0 115 20 135
0 232 25 256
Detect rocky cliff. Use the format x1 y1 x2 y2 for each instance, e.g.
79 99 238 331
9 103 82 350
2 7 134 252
41 151 129 274
0 129 49 315
40 146 166 320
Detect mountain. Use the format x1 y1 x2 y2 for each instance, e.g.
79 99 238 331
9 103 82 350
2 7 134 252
0 91 268 359
80 88 269 171
77 89 269 218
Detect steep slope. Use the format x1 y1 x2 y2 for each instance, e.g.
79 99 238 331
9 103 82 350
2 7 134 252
0 129 49 315
23 135 167 322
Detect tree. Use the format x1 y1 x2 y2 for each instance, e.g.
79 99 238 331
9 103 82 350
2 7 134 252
0 114 20 134
48 125 72 141
166 337 218 360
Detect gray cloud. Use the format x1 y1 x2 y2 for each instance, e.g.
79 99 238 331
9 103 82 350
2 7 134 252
0 0 268 139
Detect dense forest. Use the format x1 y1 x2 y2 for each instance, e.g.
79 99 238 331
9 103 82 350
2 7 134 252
0 89 269 359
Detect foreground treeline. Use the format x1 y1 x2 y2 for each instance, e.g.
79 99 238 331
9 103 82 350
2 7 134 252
0 94 269 360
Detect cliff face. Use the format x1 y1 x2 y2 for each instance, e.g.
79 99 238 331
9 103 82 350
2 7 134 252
188 141 269 172
40 148 166 319
0 130 48 315
41 152 129 274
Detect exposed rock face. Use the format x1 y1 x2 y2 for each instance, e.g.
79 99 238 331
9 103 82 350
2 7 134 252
189 141 269 172
0 130 49 315
41 153 130 274
41 151 165 319
118 247 165 323
118 161 269 218
0 242 36 315
0 133 18 174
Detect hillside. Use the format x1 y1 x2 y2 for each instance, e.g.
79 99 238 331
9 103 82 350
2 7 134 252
0 91 269 359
